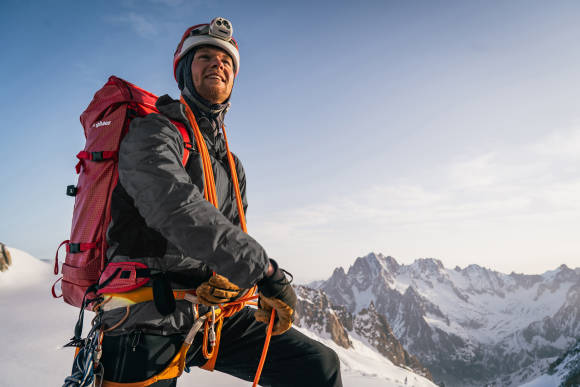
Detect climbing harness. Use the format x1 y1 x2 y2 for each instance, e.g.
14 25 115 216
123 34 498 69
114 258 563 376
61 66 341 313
64 286 271 387
96 290 261 387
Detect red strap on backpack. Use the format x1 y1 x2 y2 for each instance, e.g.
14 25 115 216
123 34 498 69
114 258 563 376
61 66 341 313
173 121 191 166
75 151 119 174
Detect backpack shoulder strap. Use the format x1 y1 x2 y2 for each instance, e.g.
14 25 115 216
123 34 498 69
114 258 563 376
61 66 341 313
171 120 191 166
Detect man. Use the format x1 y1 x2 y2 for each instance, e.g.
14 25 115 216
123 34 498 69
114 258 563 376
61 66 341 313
100 17 342 387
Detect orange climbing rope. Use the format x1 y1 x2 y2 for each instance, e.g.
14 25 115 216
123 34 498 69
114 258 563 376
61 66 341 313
180 96 274 385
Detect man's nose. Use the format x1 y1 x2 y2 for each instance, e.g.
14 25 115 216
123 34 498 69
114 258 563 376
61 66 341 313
209 57 225 69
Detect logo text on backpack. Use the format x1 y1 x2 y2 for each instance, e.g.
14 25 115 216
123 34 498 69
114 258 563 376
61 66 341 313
93 121 112 128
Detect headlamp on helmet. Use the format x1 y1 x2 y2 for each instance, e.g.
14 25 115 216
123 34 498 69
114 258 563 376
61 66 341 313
209 17 233 41
173 17 240 80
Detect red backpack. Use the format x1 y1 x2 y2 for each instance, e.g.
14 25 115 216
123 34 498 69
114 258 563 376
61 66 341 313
53 76 191 308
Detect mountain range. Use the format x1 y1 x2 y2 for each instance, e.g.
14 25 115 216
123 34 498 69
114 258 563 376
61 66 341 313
306 252 580 386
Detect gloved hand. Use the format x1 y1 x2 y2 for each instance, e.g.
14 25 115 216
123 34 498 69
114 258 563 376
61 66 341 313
196 274 242 306
254 260 297 335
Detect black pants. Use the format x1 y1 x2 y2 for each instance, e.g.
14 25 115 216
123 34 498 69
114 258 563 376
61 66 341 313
101 307 342 387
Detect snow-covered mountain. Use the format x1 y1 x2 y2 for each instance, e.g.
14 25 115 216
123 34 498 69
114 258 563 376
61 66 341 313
316 252 580 386
0 247 436 387
294 285 432 381
521 339 580 387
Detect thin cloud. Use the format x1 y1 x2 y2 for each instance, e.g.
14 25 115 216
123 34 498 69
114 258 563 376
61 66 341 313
529 127 580 160
447 153 497 188
251 126 580 276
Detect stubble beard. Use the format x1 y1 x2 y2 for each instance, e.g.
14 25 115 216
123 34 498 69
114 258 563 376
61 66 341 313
198 81 231 104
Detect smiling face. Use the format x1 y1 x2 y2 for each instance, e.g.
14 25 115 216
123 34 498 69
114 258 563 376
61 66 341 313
190 45 235 104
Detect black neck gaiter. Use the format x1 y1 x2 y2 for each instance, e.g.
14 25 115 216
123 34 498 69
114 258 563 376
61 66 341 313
175 49 230 140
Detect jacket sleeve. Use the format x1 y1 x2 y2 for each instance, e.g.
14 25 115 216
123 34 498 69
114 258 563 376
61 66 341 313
117 114 269 288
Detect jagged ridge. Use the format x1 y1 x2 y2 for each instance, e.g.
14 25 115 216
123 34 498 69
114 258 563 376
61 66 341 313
316 252 580 386
293 285 432 381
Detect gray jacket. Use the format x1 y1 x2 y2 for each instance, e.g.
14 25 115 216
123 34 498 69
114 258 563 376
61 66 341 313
102 95 269 335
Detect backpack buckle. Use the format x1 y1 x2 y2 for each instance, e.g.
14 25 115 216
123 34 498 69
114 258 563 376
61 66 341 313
91 152 104 161
68 243 82 254
66 185 78 197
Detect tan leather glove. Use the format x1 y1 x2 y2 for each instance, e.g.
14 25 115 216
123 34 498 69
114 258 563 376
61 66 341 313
196 274 241 306
254 295 295 335
254 260 296 336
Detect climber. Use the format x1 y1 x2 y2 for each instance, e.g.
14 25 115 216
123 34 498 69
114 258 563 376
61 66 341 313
97 17 342 387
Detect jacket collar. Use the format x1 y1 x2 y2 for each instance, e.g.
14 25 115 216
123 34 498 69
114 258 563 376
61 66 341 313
156 94 227 139
156 95 228 159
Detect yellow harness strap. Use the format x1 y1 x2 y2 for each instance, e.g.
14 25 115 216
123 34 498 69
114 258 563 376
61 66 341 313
100 288 197 311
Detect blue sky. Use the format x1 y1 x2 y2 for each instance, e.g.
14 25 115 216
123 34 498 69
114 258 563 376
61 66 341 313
1 0 579 282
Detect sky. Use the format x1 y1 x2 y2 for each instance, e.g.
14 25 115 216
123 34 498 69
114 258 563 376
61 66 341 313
0 0 579 283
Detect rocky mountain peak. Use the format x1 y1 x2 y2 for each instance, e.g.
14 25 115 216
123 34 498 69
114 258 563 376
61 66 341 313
353 252 399 273
463 263 485 273
508 271 543 289
354 303 432 379
414 258 444 273
346 253 396 290
386 257 400 272
351 252 381 273
329 266 347 281
554 264 577 282
294 286 352 348
294 284 433 381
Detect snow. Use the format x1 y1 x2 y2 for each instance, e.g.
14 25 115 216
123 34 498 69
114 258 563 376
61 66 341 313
0 247 51 288
380 258 576 345
296 327 435 387
522 340 580 387
335 254 580 385
352 284 376 314
519 373 560 387
0 247 436 387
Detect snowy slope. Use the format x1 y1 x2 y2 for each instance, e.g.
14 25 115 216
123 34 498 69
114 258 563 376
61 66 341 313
0 247 435 387
521 340 580 387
